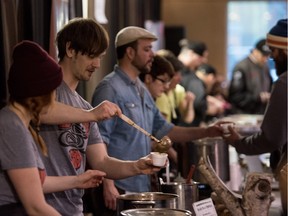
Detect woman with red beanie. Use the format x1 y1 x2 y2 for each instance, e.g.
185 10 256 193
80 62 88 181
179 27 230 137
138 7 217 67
0 41 106 216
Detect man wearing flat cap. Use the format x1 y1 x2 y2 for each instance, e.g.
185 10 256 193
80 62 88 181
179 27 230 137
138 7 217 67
228 38 273 115
92 26 223 215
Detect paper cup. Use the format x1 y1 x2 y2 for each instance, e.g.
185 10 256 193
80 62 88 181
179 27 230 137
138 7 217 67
151 152 168 167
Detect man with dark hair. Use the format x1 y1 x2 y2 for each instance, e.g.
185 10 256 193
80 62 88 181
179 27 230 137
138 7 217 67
224 19 287 215
39 18 160 216
228 38 273 114
177 40 225 126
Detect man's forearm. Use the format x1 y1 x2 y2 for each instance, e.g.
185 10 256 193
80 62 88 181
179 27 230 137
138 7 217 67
168 126 207 142
41 101 94 124
96 157 140 180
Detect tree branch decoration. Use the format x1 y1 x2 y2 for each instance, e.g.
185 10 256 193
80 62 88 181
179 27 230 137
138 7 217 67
198 157 274 216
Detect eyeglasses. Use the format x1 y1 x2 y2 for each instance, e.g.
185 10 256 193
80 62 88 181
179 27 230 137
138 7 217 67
154 77 171 86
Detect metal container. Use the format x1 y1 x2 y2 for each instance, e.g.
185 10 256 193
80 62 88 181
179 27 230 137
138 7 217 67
116 192 178 215
120 208 192 216
160 182 198 212
190 137 230 183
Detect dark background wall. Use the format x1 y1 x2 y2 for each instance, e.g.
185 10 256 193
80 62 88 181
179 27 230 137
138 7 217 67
1 0 285 105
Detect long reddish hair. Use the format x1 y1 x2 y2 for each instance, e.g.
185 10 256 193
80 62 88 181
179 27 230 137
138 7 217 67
9 92 54 156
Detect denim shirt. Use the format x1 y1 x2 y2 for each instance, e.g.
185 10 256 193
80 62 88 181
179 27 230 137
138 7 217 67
92 65 174 192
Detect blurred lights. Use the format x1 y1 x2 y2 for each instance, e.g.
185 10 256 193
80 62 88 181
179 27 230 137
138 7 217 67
229 12 240 21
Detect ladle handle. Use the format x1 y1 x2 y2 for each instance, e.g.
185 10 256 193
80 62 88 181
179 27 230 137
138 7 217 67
118 114 160 143
186 164 196 184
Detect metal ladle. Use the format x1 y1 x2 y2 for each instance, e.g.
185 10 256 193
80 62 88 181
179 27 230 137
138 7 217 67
118 114 172 153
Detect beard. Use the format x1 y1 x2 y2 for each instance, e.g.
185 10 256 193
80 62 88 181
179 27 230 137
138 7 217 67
275 50 288 76
131 59 152 75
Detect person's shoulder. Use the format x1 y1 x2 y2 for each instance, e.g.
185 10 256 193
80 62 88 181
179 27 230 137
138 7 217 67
96 72 119 90
277 71 287 84
0 107 26 132
156 93 169 104
175 84 185 92
101 71 117 81
233 57 250 68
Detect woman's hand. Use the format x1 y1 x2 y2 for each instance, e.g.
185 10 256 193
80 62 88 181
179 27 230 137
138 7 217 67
75 169 106 189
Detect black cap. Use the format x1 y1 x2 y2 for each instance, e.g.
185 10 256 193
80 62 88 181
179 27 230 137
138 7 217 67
255 39 271 56
179 39 207 56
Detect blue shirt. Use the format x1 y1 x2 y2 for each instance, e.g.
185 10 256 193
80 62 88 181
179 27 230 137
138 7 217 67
92 65 174 192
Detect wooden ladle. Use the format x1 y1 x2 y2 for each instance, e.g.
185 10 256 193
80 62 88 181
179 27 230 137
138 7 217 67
118 114 172 153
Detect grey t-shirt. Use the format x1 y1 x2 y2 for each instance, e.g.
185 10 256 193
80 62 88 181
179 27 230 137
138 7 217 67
40 82 103 216
0 106 45 205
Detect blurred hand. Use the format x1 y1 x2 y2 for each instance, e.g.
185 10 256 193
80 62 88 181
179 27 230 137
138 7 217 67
206 121 237 137
221 125 242 145
103 179 119 210
185 91 195 103
135 155 161 175
89 100 122 121
204 121 223 137
207 95 226 115
260 92 271 103
76 169 106 189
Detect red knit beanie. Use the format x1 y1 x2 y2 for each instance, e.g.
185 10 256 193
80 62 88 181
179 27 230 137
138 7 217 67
8 40 63 99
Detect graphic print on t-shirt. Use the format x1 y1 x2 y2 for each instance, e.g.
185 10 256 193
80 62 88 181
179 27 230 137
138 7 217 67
58 122 90 169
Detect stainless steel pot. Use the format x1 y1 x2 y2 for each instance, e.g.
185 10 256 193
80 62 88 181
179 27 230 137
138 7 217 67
116 192 178 215
160 181 198 212
120 208 192 216
194 137 230 182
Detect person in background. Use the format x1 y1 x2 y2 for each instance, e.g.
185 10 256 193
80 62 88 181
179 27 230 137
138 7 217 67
180 60 226 127
155 50 196 178
178 39 209 71
139 54 174 100
223 19 287 215
38 18 160 216
139 54 177 183
194 63 229 124
156 49 195 125
91 26 224 215
0 40 106 216
228 38 273 114
178 40 222 126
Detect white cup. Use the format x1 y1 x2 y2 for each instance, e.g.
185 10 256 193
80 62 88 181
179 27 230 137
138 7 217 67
151 152 168 167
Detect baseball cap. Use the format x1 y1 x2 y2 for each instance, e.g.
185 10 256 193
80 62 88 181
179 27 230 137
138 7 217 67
255 39 271 56
179 39 207 56
115 26 158 48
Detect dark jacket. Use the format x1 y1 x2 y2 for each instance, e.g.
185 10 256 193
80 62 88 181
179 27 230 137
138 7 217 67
228 56 272 114
180 68 207 126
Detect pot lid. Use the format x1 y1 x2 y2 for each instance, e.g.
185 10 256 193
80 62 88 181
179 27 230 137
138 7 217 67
121 208 192 216
117 192 179 200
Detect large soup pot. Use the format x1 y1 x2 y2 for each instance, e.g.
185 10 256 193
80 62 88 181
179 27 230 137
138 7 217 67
121 208 192 216
180 137 230 183
116 192 178 215
160 182 199 212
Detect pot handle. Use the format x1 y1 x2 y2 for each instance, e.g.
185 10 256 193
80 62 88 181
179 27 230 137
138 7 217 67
131 200 156 208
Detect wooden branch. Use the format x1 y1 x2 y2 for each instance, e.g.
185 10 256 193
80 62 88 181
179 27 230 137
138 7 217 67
198 157 274 216
198 157 245 216
242 173 274 216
